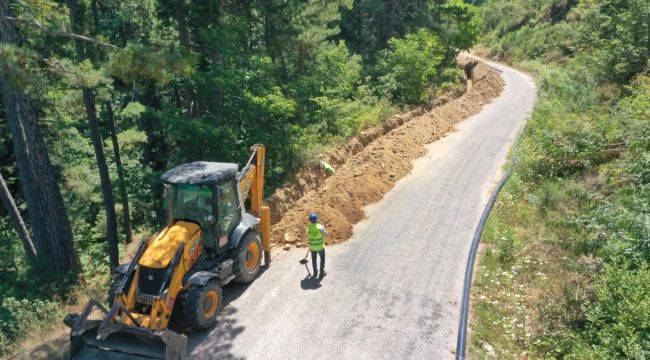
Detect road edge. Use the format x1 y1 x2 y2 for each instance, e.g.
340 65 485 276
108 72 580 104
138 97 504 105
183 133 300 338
454 57 535 360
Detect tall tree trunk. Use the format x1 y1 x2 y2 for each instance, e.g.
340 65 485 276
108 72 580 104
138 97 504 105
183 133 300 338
83 90 119 268
387 0 396 41
171 3 199 117
105 102 132 243
0 0 80 276
66 0 119 269
354 0 365 58
173 3 190 51
90 0 100 30
377 0 397 50
138 79 161 169
0 170 36 258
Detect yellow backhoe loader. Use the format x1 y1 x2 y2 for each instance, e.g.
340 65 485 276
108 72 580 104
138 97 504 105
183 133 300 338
64 144 272 359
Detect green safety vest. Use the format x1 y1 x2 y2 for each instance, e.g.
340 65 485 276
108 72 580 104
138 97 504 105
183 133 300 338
319 161 335 175
307 223 325 251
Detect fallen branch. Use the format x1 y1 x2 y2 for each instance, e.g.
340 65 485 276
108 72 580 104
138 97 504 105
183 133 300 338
3 16 118 50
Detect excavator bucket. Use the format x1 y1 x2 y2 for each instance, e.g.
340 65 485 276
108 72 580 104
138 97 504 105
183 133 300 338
65 300 187 360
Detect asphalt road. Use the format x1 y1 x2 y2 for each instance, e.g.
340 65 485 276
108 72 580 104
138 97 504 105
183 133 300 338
187 58 537 360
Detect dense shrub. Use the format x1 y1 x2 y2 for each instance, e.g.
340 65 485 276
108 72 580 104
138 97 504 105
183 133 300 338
374 29 445 105
481 0 649 84
0 297 63 354
571 265 650 359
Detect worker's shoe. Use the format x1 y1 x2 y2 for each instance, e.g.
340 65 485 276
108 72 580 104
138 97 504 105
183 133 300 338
318 271 327 279
313 271 318 278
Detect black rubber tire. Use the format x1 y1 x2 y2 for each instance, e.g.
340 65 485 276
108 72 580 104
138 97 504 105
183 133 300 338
107 276 122 307
174 282 223 331
233 230 262 283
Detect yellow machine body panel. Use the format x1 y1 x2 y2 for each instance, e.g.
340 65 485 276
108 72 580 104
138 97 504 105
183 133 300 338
139 221 201 269
238 144 272 265
117 220 204 330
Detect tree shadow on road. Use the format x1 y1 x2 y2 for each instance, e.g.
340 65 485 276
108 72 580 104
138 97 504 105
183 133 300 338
186 266 269 359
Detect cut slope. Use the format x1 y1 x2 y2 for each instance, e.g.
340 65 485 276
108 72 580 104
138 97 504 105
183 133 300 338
268 55 504 248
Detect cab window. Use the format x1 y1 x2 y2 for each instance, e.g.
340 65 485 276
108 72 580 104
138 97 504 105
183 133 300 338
164 184 212 224
217 181 239 246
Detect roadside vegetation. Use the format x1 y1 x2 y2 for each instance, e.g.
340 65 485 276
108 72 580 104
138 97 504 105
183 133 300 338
470 0 648 358
0 0 481 356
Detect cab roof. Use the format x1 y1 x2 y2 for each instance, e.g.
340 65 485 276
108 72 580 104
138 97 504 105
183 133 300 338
161 161 238 186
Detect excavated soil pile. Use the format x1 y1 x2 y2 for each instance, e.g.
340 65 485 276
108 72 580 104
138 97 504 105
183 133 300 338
268 55 504 248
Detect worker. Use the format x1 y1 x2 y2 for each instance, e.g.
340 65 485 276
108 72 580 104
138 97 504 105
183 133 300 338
307 212 328 278
319 160 335 175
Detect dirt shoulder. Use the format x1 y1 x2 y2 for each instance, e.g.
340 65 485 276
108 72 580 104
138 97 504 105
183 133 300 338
268 54 504 249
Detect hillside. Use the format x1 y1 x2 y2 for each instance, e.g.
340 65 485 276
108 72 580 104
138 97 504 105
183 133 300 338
469 1 649 358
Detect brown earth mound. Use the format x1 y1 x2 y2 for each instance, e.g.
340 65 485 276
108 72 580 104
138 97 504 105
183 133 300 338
269 55 504 249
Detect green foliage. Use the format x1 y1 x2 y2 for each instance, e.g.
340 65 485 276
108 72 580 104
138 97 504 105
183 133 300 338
0 297 63 354
569 264 650 359
480 0 649 84
375 29 445 104
471 22 649 360
339 0 480 64
312 42 363 99
436 0 482 52
308 42 395 139
0 44 41 89
47 58 110 89
471 2 648 357
118 102 147 121
107 43 196 84
579 0 650 83
495 227 519 264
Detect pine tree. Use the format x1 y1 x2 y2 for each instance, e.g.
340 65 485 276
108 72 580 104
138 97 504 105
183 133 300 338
105 102 133 243
0 0 80 276
66 0 119 268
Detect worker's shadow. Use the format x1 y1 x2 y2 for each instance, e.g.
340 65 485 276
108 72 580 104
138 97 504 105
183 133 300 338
300 275 322 290
298 261 322 290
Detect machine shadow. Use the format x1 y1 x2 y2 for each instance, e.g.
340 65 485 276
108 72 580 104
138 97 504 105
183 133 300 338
12 334 68 360
186 266 268 359
188 307 245 360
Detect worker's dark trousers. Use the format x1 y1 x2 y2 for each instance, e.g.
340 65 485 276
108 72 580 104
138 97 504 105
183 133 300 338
310 249 325 275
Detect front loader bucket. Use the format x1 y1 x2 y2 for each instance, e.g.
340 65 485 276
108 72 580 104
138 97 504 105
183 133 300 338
65 301 187 360
69 326 186 359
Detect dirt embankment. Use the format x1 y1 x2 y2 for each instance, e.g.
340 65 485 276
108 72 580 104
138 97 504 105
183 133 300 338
268 55 504 248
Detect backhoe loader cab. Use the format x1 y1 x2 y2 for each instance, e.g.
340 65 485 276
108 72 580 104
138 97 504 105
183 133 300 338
160 162 243 253
65 145 272 360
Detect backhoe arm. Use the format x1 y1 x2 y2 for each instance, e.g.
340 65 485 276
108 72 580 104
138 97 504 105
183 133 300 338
238 144 271 265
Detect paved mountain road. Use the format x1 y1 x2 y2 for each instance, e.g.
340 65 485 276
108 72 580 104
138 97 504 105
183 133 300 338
188 58 537 359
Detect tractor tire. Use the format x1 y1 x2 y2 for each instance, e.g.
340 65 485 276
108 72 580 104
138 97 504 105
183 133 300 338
174 282 223 331
233 230 262 283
